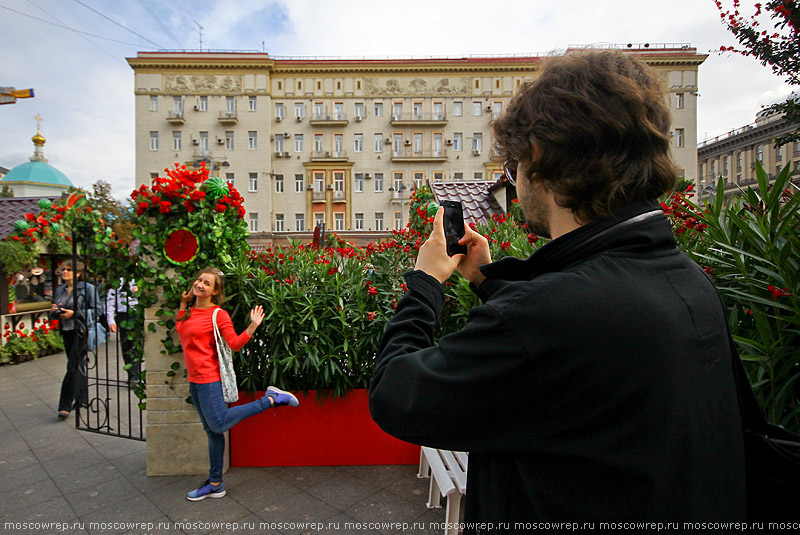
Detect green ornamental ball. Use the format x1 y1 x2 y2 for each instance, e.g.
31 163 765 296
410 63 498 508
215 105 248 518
37 198 52 210
426 202 439 217
202 176 229 201
14 220 29 231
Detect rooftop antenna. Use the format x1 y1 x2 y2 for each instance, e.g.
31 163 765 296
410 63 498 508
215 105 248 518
194 21 204 51
262 40 266 53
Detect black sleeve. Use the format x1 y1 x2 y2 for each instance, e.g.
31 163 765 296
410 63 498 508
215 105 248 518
369 270 534 452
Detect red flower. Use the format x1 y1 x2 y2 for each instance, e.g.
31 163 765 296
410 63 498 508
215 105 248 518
367 286 378 296
159 201 172 214
366 312 377 321
767 285 791 300
528 234 539 244
328 267 338 275
499 241 511 250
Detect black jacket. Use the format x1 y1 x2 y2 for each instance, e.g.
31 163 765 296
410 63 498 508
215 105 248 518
370 201 746 532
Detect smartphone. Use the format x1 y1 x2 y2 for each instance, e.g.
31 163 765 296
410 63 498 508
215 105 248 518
442 200 468 256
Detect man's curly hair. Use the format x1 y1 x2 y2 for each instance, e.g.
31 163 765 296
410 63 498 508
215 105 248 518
493 51 678 222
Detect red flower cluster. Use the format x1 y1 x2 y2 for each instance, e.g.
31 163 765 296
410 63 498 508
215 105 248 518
767 285 792 300
662 187 708 235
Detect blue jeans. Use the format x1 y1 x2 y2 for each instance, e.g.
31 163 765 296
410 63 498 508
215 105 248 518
189 381 270 482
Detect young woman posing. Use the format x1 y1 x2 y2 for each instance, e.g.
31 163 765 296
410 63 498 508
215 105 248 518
177 267 299 501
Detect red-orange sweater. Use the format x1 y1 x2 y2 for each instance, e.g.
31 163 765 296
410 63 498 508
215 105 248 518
176 306 251 384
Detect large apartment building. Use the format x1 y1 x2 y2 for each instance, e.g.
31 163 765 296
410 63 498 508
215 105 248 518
697 110 800 199
127 44 705 236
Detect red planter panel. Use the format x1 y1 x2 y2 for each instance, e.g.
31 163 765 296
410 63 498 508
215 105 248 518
230 389 419 466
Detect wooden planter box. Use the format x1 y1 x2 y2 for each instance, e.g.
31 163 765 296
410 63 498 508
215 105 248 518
230 388 419 467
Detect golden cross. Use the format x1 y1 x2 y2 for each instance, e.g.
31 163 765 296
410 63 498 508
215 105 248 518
34 113 43 130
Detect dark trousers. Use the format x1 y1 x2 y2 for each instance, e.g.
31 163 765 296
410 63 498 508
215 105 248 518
115 311 141 380
58 330 88 412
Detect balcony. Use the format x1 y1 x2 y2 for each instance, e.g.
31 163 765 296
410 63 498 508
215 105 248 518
309 113 348 126
312 190 326 201
218 111 238 124
166 111 185 124
311 150 348 161
390 148 448 162
390 112 448 126
332 190 346 202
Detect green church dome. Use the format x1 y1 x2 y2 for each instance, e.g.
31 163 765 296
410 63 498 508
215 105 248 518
2 160 72 187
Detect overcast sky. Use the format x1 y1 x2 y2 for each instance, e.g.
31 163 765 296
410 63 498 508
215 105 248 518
0 0 793 202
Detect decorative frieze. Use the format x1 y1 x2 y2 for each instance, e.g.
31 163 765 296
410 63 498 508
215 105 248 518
165 74 242 93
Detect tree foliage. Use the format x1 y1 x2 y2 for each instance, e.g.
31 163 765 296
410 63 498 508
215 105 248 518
715 0 800 145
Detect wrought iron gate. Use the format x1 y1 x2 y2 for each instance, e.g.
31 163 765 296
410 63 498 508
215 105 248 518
67 235 145 441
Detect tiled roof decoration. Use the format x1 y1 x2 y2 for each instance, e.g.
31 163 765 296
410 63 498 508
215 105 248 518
430 181 505 226
0 196 60 239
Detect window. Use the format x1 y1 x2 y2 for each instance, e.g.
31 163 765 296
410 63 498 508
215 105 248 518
275 214 284 232
295 174 304 192
454 172 464 180
249 213 258 232
314 213 325 228
355 213 364 230
226 97 235 113
433 171 444 182
334 134 344 156
393 172 403 191
374 172 384 192
150 96 158 111
433 133 442 156
225 131 234 150
756 145 764 162
453 133 463 152
174 96 183 113
334 102 344 120
433 102 443 120
413 172 423 189
453 101 463 116
474 171 483 179
393 102 403 119
674 128 685 148
248 131 257 150
149 131 159 151
334 213 344 231
723 156 729 176
275 102 285 119
275 134 284 153
150 172 158 180
249 96 257 111
354 102 364 119
492 102 502 119
375 213 384 231
473 101 482 116
374 133 383 152
314 102 324 119
675 93 684 109
776 145 783 162
737 152 743 171
392 211 402 230
314 173 324 192
172 131 181 151
275 174 284 193
200 131 209 151
795 141 800 154
199 96 207 111
374 102 383 117
225 173 234 187
711 160 717 177
354 173 364 192
393 133 403 157
334 172 344 192
414 133 423 152
413 102 422 118
295 213 305 231
249 172 258 192
295 134 303 152
295 102 304 119
473 133 483 152
354 133 363 152
314 134 324 153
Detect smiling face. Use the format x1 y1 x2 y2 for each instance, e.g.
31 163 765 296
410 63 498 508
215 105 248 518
192 272 219 301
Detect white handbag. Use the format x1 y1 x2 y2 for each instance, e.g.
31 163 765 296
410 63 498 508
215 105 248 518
212 308 239 403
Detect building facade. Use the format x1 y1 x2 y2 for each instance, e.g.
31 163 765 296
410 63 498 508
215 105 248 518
698 111 800 199
127 44 705 236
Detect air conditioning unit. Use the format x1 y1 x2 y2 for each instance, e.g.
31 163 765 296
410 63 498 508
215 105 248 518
283 132 290 138
355 116 362 122
282 151 290 158
486 105 493 112
446 139 453 145
473 149 481 156
274 152 283 158
325 151 332 157
326 184 334 190
296 116 303 122
270 135 275 141
192 139 200 145
384 138 392 145
404 140 411 146
193 105 200 111
306 184 314 190
276 116 283 122
392 115 402 121
217 138 225 145
364 173 372 179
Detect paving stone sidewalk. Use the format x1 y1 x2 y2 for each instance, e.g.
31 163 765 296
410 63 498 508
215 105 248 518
0 351 446 535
